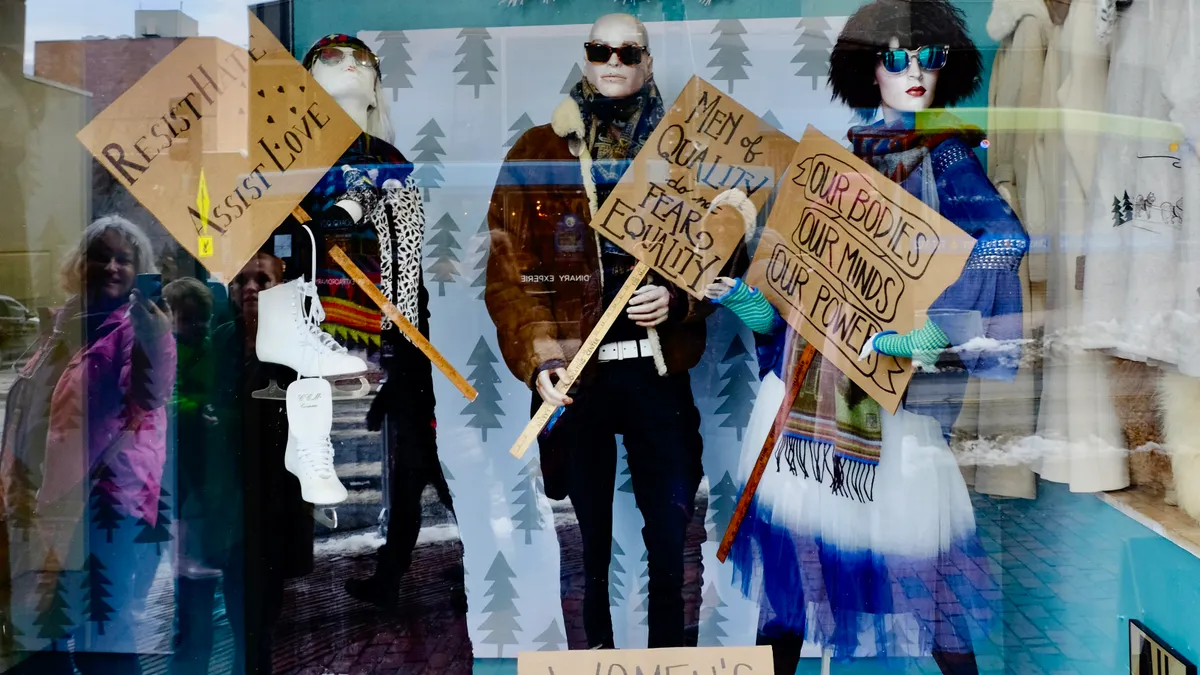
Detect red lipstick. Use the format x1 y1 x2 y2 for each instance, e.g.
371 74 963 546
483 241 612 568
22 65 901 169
907 86 927 97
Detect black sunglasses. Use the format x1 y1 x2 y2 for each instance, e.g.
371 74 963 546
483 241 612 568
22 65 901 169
317 46 380 72
878 45 949 74
584 42 648 66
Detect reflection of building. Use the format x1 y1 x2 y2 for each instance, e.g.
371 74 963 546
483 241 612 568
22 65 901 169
0 0 89 310
32 10 201 279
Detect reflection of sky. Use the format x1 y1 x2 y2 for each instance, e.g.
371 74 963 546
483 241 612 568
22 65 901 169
24 0 254 74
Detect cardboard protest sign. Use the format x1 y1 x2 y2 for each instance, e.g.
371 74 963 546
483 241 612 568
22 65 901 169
747 126 971 413
77 12 361 281
590 76 795 299
517 645 772 675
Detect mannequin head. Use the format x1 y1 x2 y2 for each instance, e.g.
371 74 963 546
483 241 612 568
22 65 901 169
830 0 981 121
584 14 653 99
303 34 394 143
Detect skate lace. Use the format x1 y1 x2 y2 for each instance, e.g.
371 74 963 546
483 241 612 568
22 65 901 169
295 435 337 479
298 280 348 354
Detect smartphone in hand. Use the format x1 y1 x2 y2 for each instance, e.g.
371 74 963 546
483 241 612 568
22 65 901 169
135 273 163 305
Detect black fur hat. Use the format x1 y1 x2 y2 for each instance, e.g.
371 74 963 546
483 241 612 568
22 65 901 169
830 0 982 119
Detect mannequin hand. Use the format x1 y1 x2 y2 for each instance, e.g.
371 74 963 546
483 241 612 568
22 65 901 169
537 365 573 408
857 319 950 369
129 289 172 347
536 367 573 407
704 277 738 301
627 285 670 327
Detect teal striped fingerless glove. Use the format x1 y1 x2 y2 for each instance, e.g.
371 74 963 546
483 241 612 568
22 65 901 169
715 279 782 334
872 318 951 368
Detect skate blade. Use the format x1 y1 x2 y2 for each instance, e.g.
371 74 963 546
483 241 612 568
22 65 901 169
253 376 371 400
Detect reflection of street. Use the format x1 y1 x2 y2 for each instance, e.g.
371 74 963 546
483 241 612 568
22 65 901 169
0 368 17 431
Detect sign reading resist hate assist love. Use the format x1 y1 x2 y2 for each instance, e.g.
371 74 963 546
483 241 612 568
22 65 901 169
76 12 361 281
591 76 795 299
747 126 970 413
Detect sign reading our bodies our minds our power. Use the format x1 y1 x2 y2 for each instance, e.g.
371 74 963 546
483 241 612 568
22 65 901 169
76 12 361 281
747 126 970 413
591 76 795 298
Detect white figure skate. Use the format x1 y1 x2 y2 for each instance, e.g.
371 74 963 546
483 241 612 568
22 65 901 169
256 276 367 378
284 377 348 505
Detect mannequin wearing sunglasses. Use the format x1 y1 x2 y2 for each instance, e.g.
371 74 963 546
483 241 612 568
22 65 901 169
484 13 729 651
289 35 457 611
715 3 1030 675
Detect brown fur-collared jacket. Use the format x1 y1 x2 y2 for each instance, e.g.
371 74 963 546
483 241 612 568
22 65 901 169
485 96 750 387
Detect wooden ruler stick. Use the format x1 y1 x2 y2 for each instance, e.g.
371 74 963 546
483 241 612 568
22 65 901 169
716 343 816 563
329 246 478 402
508 262 652 459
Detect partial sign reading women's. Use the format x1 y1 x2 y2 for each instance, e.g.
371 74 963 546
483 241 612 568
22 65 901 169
747 126 971 413
591 76 795 298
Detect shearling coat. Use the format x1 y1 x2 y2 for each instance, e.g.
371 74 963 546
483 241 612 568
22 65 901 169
484 97 731 388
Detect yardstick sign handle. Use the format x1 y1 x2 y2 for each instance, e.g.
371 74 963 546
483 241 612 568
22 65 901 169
507 262 651 459
329 246 478 402
716 343 817 562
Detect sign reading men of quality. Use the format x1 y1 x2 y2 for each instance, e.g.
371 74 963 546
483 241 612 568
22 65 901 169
517 646 771 675
591 76 795 298
747 126 970 413
77 12 361 281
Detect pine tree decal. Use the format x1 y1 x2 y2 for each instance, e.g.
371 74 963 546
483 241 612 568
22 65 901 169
708 20 751 93
760 110 783 133
441 461 456 499
81 553 115 635
461 337 505 441
561 63 584 95
455 28 498 99
511 459 544 545
424 213 462 296
504 113 535 148
470 219 490 301
617 451 634 494
411 119 447 202
533 618 566 651
1122 191 1134 223
634 550 649 626
90 462 125 544
34 551 73 650
697 582 729 647
1111 196 1123 227
9 456 39 542
707 472 738 542
609 537 626 607
792 18 833 90
134 487 173 554
715 335 757 440
377 30 415 99
478 552 521 657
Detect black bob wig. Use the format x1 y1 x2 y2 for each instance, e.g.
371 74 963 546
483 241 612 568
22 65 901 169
829 0 983 119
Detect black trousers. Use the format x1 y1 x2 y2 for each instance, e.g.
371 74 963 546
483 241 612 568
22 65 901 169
371 330 451 579
540 358 703 649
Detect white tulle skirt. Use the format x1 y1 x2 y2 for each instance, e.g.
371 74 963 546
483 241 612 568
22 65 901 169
729 372 995 659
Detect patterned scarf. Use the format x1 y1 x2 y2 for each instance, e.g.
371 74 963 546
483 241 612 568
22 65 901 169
777 333 883 503
569 75 665 205
848 111 983 184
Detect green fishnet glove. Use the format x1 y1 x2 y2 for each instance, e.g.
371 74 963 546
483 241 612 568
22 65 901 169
860 318 950 369
714 278 782 334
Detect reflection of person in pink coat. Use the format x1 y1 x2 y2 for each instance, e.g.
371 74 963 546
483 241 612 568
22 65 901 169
1 215 175 675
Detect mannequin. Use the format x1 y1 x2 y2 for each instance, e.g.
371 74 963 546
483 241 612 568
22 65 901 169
710 2 1029 674
484 13 738 649
287 34 455 607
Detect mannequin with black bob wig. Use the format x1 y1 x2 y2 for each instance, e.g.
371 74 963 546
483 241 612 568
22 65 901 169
829 0 983 119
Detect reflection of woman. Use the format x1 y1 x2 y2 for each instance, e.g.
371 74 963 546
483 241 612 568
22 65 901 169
717 2 1028 674
0 216 175 675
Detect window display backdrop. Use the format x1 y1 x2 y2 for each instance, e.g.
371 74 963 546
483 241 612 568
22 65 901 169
346 15 867 658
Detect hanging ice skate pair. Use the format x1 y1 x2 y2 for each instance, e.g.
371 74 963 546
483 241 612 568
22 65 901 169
252 223 365 506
